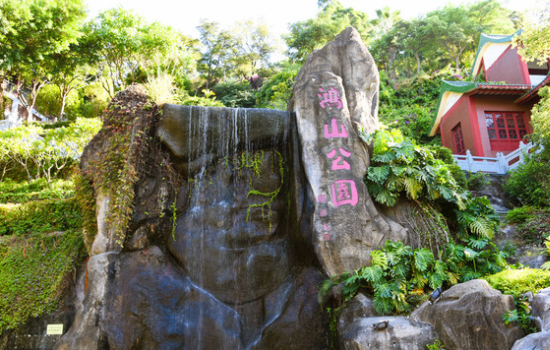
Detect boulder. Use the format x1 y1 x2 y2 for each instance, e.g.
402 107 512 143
512 332 550 350
290 26 407 276
532 287 550 332
337 293 378 335
411 279 524 350
341 316 435 350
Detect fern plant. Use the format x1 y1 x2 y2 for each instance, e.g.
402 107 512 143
455 195 500 240
364 129 465 209
322 240 449 315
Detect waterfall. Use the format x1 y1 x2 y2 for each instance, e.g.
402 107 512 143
160 105 291 349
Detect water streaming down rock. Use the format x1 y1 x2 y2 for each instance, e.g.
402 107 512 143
160 105 297 348
51 101 329 350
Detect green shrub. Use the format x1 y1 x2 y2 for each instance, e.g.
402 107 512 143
506 206 536 224
503 295 538 335
35 84 82 120
455 196 500 240
428 145 467 189
516 209 550 245
467 172 490 191
319 240 444 316
484 268 550 297
0 230 85 332
256 63 299 110
0 177 85 332
0 178 75 204
211 78 257 108
80 82 110 118
363 129 465 208
319 237 508 317
0 118 102 183
0 198 81 236
505 157 550 207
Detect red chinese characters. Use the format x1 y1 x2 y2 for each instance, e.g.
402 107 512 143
331 180 358 207
326 148 351 170
316 85 360 241
318 87 343 109
324 119 348 139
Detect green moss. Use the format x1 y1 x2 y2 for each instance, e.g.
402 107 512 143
0 178 75 204
0 178 86 333
74 171 98 252
0 198 82 236
244 151 285 229
484 268 550 297
0 230 85 332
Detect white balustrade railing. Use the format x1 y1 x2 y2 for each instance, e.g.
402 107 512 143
452 141 534 174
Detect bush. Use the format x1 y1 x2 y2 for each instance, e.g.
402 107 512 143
428 145 467 189
0 177 85 332
0 198 81 236
467 172 490 191
256 63 299 110
484 268 550 297
364 129 465 208
211 78 257 108
506 206 536 224
0 178 74 204
516 209 550 246
505 156 550 207
0 230 85 331
0 118 102 182
79 82 110 118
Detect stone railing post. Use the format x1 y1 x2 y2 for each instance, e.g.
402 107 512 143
518 141 526 164
497 152 507 174
466 150 473 172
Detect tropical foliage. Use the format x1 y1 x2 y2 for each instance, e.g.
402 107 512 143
364 129 465 208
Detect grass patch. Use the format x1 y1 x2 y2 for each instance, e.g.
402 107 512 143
0 198 82 236
0 176 87 333
0 178 75 204
0 230 85 331
483 268 550 297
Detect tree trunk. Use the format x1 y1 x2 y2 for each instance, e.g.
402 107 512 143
59 90 68 121
0 77 5 119
415 52 422 74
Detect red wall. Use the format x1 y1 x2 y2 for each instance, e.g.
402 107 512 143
472 94 533 157
440 97 479 155
485 46 529 84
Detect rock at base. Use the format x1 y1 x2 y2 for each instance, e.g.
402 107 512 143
341 316 435 350
512 332 550 350
532 287 550 332
411 279 524 350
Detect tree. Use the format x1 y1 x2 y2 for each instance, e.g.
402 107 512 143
425 5 477 70
513 2 550 65
14 62 50 122
285 0 371 62
231 20 277 77
48 33 100 119
86 7 181 95
0 0 85 116
196 20 237 89
371 7 401 38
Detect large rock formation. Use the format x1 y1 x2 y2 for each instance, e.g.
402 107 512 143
50 27 409 350
290 27 406 275
412 279 524 350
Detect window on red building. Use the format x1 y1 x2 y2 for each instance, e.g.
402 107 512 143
452 123 466 155
485 112 528 151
